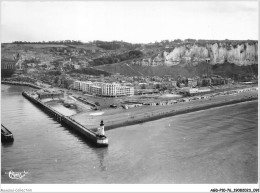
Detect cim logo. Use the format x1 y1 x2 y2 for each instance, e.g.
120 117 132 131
5 170 29 180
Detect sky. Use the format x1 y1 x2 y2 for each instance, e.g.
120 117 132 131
1 1 259 43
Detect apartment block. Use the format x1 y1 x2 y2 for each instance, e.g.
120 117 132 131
90 85 102 95
73 81 83 90
73 80 134 97
82 81 93 93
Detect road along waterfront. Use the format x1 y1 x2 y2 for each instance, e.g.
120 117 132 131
1 84 258 183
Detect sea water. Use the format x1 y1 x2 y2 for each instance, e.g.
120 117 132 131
1 84 257 183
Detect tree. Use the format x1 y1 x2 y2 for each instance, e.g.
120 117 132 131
173 39 183 44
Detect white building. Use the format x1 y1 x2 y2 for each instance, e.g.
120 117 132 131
102 83 119 96
73 81 83 90
125 87 134 96
82 81 93 93
73 80 134 97
90 85 102 95
116 86 126 96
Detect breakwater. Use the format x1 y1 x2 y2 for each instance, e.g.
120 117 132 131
1 81 42 89
22 91 108 147
105 95 258 130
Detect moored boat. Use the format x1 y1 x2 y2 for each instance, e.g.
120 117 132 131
1 124 14 143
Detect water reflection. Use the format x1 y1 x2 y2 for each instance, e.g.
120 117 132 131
1 141 14 147
96 148 108 172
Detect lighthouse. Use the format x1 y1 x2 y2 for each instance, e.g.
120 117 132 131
96 120 108 146
98 120 105 136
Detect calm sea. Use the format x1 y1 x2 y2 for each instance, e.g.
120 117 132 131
1 84 258 183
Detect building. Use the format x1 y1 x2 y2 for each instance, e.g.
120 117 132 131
82 81 93 93
198 78 212 87
211 77 226 85
1 61 16 69
125 87 134 96
73 81 83 90
187 78 197 88
97 82 117 96
116 86 126 96
180 87 211 96
73 80 134 97
90 85 102 95
36 89 64 99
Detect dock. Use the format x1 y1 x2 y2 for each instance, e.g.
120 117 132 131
22 91 108 147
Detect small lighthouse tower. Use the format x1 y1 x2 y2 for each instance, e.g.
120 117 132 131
99 120 105 136
96 120 108 146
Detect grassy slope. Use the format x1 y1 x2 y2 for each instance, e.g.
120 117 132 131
94 62 258 79
94 62 210 77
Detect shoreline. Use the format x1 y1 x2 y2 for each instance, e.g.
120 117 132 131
71 89 258 130
2 82 258 131
105 96 257 130
1 80 42 89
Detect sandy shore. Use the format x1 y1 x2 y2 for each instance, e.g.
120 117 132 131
71 88 258 130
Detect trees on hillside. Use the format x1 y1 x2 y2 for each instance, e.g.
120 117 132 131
92 50 143 66
12 40 83 45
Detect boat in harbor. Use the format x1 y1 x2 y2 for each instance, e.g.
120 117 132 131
1 124 14 143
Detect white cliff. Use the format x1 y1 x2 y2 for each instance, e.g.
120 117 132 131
133 42 258 66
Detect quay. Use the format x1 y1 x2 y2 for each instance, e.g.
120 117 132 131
1 124 14 143
1 80 42 89
22 91 108 147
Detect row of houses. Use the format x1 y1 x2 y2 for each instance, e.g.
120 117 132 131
73 81 134 97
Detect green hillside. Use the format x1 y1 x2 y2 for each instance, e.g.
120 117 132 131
94 62 258 80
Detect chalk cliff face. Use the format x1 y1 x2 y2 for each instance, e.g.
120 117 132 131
132 42 258 66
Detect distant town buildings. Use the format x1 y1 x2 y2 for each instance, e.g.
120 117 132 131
73 81 134 97
1 58 18 70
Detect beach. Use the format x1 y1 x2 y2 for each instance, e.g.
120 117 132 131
70 87 258 130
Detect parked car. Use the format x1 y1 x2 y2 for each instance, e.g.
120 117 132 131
110 104 117 108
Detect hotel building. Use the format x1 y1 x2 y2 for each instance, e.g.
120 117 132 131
73 81 134 97
73 81 82 91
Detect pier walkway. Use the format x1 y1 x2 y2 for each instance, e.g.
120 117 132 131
22 91 108 147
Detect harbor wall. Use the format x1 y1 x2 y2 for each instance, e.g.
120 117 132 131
105 96 258 130
22 91 100 145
